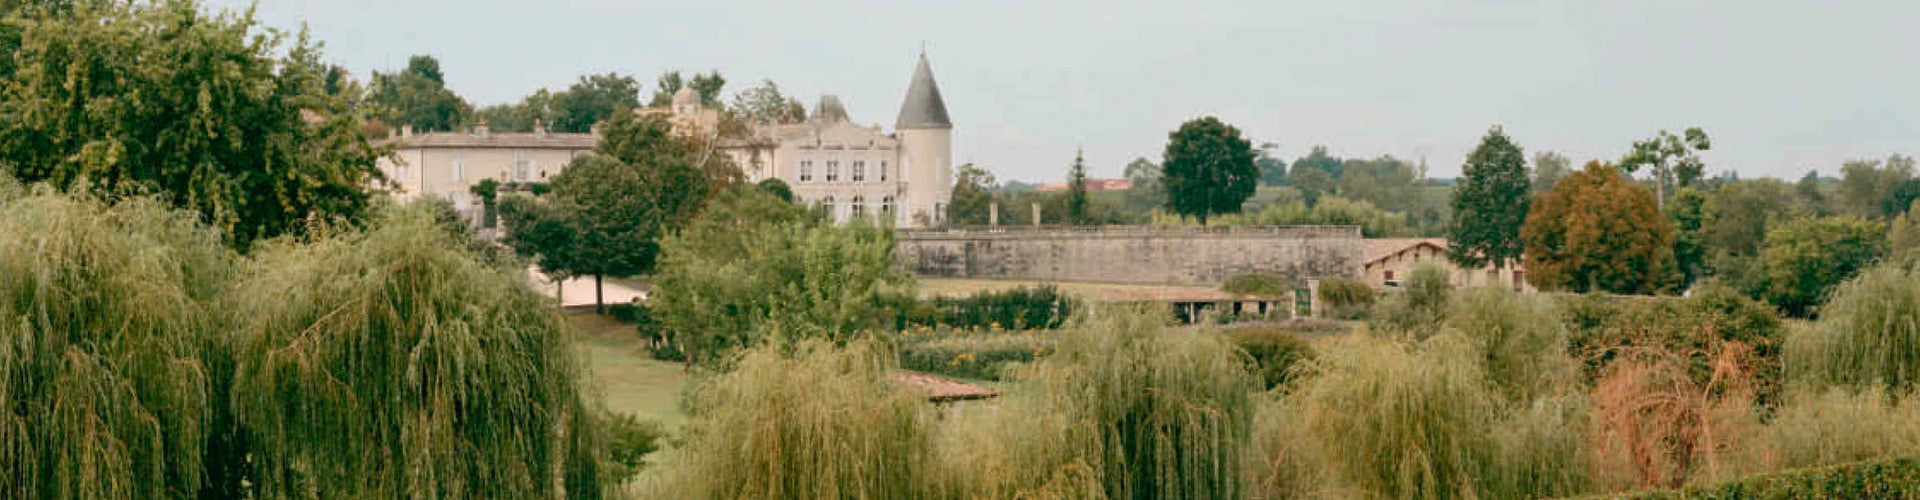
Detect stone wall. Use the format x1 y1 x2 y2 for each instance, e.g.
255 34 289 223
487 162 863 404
895 226 1363 287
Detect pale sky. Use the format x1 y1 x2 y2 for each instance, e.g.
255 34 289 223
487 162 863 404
212 0 1918 183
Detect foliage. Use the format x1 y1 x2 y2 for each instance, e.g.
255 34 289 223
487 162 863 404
1066 148 1091 225
229 202 604 498
1222 273 1290 297
1788 264 1920 391
756 177 793 203
1227 327 1315 390
946 163 997 225
1619 127 1710 209
1288 145 1342 207
648 70 726 107
1667 187 1709 287
1450 126 1531 270
1255 142 1288 186
0 0 387 250
0 189 235 498
1837 154 1919 219
654 194 903 366
551 73 642 133
1335 154 1427 214
1590 348 1758 490
1316 277 1375 318
1370 262 1452 340
730 79 807 124
1121 156 1165 216
1161 116 1258 222
1442 287 1578 402
1522 161 1678 294
902 285 1079 331
1760 388 1920 471
602 412 667 484
1533 150 1572 193
1561 287 1783 404
1168 196 1417 237
369 55 471 131
1605 456 1920 500
1760 215 1885 317
896 329 1053 381
644 340 935 498
981 306 1256 499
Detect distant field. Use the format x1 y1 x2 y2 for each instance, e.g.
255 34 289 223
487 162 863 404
568 313 689 429
917 278 1236 302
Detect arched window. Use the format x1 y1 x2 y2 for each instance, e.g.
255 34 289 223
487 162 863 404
851 196 866 217
852 160 866 182
826 156 840 182
799 158 814 183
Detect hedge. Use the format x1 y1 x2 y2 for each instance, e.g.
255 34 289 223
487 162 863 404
897 329 1053 381
1591 456 1920 499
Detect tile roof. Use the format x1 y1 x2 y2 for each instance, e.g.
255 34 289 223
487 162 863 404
1363 238 1448 265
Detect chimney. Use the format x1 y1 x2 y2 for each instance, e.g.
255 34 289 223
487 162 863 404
400 124 413 138
533 119 547 137
472 123 490 139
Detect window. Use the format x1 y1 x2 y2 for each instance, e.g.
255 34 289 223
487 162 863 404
934 203 946 223
852 160 866 182
851 196 865 217
514 153 532 181
799 158 814 182
881 196 895 216
1384 270 1395 282
452 154 465 182
826 156 840 182
821 196 836 220
879 160 889 181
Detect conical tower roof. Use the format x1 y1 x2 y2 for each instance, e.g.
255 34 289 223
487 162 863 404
894 53 952 130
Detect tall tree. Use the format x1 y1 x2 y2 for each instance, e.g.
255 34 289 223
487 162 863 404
1122 156 1164 216
1619 127 1710 210
1836 154 1919 219
0 0 386 250
731 79 807 124
1336 155 1424 213
1162 116 1258 222
368 55 472 131
1449 126 1531 271
1761 215 1885 317
1521 161 1677 294
1289 145 1342 207
1667 187 1709 288
947 163 997 225
549 72 641 133
1255 141 1288 186
1531 151 1570 194
1066 148 1090 225
649 70 726 107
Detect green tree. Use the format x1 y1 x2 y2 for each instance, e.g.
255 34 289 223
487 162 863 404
947 163 998 225
1162 116 1258 222
1066 148 1090 225
368 55 472 131
1256 141 1289 186
473 88 553 132
1531 151 1570 194
550 72 641 133
731 79 807 124
1121 156 1164 216
0 0 386 250
757 177 794 203
1289 146 1342 207
1619 127 1710 210
1336 155 1424 213
550 150 709 312
1837 154 1919 219
469 178 500 228
1449 126 1531 271
1522 161 1677 294
1890 201 1920 265
649 70 726 107
1761 215 1885 317
1668 187 1709 288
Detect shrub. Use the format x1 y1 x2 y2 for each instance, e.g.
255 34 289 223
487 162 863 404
1760 215 1885 317
1604 456 1920 500
1789 264 1920 392
1316 277 1375 319
608 302 643 323
897 329 1052 381
943 305 1257 498
230 202 606 498
1762 387 1920 471
0 191 235 498
1223 273 1291 297
1560 289 1784 404
923 285 1078 331
1590 346 1761 490
1292 336 1504 498
603 412 668 483
1226 326 1315 391
644 339 936 498
1443 287 1577 402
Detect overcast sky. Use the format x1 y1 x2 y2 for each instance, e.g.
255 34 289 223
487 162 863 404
211 0 1917 183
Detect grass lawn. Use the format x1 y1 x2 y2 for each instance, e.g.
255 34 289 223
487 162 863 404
568 313 690 430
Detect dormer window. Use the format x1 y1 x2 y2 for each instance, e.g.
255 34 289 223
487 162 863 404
852 160 866 182
826 156 840 182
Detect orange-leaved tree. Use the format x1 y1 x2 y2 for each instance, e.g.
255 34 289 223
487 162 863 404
1522 161 1677 294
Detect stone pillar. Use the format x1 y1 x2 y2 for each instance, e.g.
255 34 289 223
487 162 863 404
1032 202 1042 227
989 202 1000 227
1306 278 1322 318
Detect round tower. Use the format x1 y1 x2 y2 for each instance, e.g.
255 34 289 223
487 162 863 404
895 53 953 227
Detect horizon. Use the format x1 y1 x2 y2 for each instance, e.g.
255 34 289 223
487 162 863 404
213 0 1917 184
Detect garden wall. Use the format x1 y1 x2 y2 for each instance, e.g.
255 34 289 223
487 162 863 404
895 225 1363 287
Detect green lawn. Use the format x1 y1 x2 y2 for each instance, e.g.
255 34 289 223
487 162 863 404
568 313 690 430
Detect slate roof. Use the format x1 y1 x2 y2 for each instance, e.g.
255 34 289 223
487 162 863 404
894 53 952 130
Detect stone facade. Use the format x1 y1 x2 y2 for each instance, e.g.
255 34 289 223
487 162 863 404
374 124 595 215
895 226 1364 287
1361 238 1534 292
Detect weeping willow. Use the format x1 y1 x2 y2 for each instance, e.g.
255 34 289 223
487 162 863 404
643 339 936 498
0 189 235 498
228 202 604 498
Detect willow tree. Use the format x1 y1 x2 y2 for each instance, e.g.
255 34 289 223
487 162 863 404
0 188 236 498
229 203 606 498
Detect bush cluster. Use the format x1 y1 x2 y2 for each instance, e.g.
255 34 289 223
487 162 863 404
1606 456 1920 500
887 285 1078 331
1558 285 1784 402
1225 326 1315 390
1316 277 1376 319
896 329 1052 381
